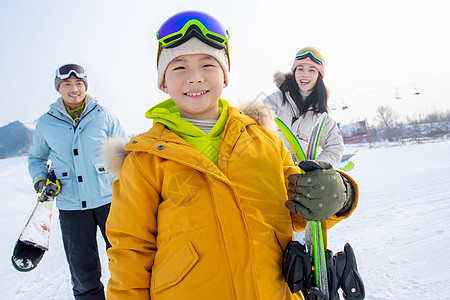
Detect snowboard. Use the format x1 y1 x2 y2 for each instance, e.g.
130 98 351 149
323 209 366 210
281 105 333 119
12 170 58 272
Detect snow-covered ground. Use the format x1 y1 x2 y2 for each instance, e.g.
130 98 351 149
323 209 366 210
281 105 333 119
1 139 449 299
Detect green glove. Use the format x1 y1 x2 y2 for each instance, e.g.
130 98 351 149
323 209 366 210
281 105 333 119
286 160 353 221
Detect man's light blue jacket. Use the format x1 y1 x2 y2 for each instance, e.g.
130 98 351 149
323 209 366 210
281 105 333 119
28 95 125 210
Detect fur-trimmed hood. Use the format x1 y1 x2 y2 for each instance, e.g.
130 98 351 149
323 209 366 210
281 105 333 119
102 101 276 179
273 71 292 89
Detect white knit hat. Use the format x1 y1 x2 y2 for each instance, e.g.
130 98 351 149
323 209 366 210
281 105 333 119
157 37 229 89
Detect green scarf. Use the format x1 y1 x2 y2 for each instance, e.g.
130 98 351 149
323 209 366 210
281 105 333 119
145 98 230 164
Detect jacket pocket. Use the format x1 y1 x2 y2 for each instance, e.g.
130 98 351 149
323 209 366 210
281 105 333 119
94 163 112 197
152 241 199 293
273 218 295 252
275 229 294 252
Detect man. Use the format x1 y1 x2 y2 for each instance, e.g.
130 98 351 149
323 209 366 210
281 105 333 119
28 63 125 299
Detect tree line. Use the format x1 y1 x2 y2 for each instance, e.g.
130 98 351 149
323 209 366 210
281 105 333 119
369 106 450 142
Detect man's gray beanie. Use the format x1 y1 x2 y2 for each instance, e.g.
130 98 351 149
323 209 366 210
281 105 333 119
54 64 88 91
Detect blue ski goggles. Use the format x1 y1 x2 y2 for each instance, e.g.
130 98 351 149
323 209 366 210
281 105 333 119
295 47 324 65
156 11 230 67
55 64 87 80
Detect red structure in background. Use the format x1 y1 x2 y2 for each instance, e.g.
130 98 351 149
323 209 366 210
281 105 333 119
339 120 372 143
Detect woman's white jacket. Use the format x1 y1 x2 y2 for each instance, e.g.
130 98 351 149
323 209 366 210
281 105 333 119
263 89 344 167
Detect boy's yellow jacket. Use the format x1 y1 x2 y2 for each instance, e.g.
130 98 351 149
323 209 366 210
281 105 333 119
105 102 358 300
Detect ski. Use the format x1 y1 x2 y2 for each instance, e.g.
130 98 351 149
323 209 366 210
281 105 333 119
338 160 354 172
277 113 365 299
12 169 58 272
340 151 358 163
276 113 329 298
338 150 358 172
305 113 329 299
274 118 306 164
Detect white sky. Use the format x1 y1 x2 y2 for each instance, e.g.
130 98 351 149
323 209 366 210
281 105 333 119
1 0 449 134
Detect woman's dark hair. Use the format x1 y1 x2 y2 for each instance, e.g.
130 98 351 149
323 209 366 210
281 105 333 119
279 71 328 116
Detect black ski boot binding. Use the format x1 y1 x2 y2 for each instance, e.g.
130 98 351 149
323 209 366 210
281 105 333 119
282 240 314 294
283 241 330 299
326 243 365 300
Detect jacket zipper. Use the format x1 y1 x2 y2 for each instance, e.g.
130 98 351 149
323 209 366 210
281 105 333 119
47 104 98 132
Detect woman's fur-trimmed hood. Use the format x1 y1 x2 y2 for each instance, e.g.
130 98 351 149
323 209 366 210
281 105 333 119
238 101 276 131
273 71 292 89
102 102 276 179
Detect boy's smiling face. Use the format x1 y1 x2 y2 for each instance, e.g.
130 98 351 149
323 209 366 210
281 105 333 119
161 53 225 120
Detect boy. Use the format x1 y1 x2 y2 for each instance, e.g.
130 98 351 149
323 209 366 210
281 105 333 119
105 11 358 300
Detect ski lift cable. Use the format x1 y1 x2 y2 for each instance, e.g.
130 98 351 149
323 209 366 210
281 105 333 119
333 66 450 95
332 72 450 101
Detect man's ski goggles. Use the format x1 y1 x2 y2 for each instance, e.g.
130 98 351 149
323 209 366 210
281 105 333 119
295 47 324 65
55 64 87 80
156 11 230 66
